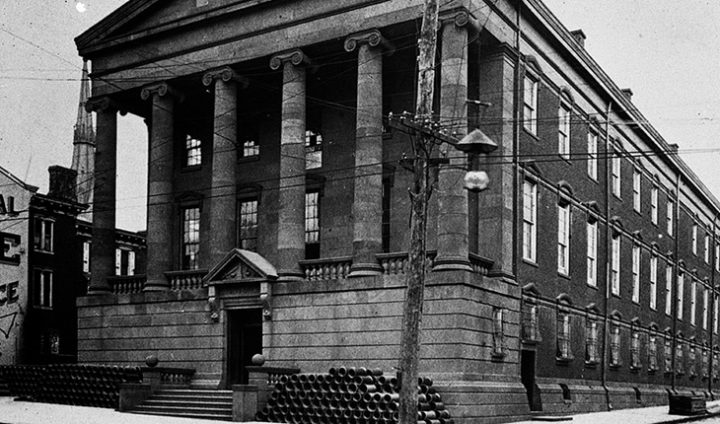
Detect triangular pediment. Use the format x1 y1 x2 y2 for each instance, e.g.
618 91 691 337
203 248 278 284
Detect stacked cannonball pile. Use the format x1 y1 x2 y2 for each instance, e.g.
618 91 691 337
257 367 452 424
0 364 142 408
0 365 44 399
38 364 142 407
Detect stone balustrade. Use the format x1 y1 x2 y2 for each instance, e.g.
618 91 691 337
376 251 437 275
107 275 146 294
165 269 208 291
299 257 352 281
469 253 494 276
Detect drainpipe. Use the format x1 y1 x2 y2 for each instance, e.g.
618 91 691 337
709 216 717 397
671 172 681 392
601 101 612 410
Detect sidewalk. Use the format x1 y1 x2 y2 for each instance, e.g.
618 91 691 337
511 400 720 424
1 396 719 424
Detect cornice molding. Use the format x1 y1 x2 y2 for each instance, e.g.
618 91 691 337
85 96 124 113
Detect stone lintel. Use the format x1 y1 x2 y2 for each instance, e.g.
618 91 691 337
439 7 479 30
269 49 312 71
201 66 250 88
140 82 184 102
344 29 395 55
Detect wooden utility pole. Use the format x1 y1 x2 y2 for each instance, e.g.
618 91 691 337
398 1 440 424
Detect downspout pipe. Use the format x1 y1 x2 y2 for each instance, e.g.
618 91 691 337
709 216 717 397
671 172 681 392
601 101 612 410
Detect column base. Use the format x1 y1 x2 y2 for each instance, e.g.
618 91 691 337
348 262 383 278
432 256 472 272
277 269 305 282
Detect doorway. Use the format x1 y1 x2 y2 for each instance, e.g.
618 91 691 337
521 349 541 411
227 308 262 386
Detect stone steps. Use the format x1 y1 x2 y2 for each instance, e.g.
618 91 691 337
128 387 233 421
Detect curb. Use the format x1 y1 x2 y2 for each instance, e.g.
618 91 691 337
657 411 720 424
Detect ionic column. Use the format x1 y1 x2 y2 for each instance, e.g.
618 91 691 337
270 50 311 280
344 30 392 277
86 97 119 294
434 10 473 272
141 82 182 291
202 67 249 267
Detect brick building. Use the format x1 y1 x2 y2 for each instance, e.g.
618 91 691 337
74 0 720 421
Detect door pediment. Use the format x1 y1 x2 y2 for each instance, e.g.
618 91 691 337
203 248 278 284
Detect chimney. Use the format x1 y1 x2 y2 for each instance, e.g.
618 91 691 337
570 29 586 48
669 143 680 152
48 166 78 202
621 88 634 102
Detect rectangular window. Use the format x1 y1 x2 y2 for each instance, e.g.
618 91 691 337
33 217 54 253
631 331 641 369
651 186 658 224
667 200 674 236
182 207 201 270
706 233 711 264
690 280 697 326
522 180 537 262
650 254 658 310
557 313 572 360
633 169 641 212
239 199 259 251
492 308 505 356
305 191 320 259
665 264 673 316
522 301 539 342
523 76 538 135
648 335 658 372
586 319 599 364
185 135 202 166
82 241 90 273
715 295 719 334
587 132 598 180
242 139 260 158
632 245 640 303
692 224 698 255
587 221 597 287
305 130 323 170
33 269 53 308
716 243 720 271
610 326 621 366
557 204 570 275
678 272 685 321
115 249 136 276
703 288 709 330
558 106 571 158
665 339 673 373
382 179 391 253
611 234 620 296
611 150 621 197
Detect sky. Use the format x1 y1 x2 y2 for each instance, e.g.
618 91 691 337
0 1 719 232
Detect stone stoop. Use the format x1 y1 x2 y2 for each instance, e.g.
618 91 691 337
127 387 233 421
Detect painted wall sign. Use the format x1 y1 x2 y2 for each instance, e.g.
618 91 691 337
0 194 17 216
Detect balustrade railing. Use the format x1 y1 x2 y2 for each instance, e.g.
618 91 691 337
165 269 207 291
469 253 494 276
300 257 352 281
108 275 146 295
377 251 436 275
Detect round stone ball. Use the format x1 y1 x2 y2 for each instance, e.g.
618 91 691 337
145 355 159 368
251 353 265 365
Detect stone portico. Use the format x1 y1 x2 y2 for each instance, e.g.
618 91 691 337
76 1 525 422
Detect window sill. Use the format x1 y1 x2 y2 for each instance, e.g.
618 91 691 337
238 155 260 164
558 154 571 164
522 258 539 268
522 339 539 346
558 271 570 280
523 127 540 141
586 283 599 290
609 363 622 370
584 360 599 369
491 351 507 362
0 257 20 266
181 165 202 173
556 356 573 366
630 366 641 373
33 249 54 255
33 305 53 311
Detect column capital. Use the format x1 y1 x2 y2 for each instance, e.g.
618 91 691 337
202 66 250 88
85 96 124 114
439 8 478 29
344 29 395 55
269 49 312 71
140 82 184 102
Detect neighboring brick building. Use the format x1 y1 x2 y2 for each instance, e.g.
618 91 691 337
74 0 720 421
